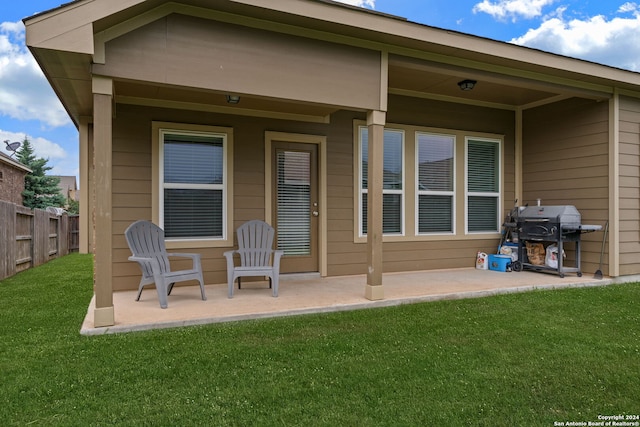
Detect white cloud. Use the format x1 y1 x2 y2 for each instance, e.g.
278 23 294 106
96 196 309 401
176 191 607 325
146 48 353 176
618 2 639 14
1 129 66 161
510 7 640 71
332 0 375 9
473 0 556 21
0 21 70 128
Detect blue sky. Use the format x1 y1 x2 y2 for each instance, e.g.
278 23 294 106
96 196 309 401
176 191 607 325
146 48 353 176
1 0 640 186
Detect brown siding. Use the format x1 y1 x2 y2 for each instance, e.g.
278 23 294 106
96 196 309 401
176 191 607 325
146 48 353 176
96 14 383 111
619 96 640 275
522 98 609 273
112 95 517 291
382 95 516 274
112 104 333 290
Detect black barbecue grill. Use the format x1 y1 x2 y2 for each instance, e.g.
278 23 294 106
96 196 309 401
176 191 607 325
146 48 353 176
511 205 601 277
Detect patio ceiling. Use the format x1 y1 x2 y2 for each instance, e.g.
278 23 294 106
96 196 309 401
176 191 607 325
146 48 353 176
113 80 341 122
386 55 613 111
110 52 611 123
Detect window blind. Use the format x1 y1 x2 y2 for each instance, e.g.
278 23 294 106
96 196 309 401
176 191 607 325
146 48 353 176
361 193 403 235
419 195 453 233
360 127 404 235
164 134 223 185
467 139 500 232
164 189 223 238
162 132 225 238
276 150 311 256
467 140 498 192
417 133 454 233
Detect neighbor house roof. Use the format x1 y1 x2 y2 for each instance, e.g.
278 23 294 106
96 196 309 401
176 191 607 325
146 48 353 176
0 152 32 173
53 175 78 191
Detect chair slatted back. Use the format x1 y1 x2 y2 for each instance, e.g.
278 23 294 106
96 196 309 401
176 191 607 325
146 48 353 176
236 220 275 267
125 220 171 277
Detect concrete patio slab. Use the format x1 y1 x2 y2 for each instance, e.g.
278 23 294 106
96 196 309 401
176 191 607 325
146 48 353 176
80 268 628 335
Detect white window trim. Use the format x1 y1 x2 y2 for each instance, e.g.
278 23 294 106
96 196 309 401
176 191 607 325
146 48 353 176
357 125 405 238
464 136 502 235
353 120 503 243
415 131 456 236
152 122 234 249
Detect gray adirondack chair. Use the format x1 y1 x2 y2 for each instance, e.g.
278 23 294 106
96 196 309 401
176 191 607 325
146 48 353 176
125 220 206 309
223 220 284 298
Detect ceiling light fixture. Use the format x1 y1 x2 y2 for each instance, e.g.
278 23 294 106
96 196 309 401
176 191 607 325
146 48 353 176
458 79 477 91
226 95 241 104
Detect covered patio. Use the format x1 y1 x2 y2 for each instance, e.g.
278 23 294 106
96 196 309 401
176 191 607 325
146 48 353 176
25 0 640 332
80 268 623 335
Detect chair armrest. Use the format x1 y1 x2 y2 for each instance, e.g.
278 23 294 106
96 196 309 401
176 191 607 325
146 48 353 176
128 255 153 263
166 252 202 269
273 250 284 269
223 250 237 260
128 256 162 275
223 250 237 267
166 252 201 261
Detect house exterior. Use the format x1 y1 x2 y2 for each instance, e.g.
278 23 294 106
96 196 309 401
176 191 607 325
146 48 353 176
53 175 79 203
0 152 31 206
25 0 640 328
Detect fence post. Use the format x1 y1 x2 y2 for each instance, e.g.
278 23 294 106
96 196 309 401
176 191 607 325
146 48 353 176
0 201 17 280
60 213 69 256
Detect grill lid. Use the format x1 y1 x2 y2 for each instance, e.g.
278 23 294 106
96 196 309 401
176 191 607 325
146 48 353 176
517 205 581 228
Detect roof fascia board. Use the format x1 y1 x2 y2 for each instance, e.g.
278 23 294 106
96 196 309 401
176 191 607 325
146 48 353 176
29 22 94 54
25 0 146 53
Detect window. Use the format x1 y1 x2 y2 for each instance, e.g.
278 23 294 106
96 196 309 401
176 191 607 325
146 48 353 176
160 129 228 240
359 126 404 236
354 121 503 242
417 132 455 234
466 138 501 233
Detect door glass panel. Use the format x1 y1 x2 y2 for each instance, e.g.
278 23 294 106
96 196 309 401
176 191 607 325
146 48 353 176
276 150 311 256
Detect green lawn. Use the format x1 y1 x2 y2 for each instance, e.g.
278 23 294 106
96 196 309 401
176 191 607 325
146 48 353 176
1 253 639 426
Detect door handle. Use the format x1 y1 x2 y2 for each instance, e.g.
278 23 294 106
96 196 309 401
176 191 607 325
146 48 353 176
312 211 319 217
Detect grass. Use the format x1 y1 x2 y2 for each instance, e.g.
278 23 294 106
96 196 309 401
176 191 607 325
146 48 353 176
1 254 639 426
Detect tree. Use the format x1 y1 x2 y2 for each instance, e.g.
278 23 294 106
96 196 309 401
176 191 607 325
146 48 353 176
66 197 79 215
16 138 66 209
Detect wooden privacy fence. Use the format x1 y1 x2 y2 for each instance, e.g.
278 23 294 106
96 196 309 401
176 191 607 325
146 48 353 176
0 200 79 281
